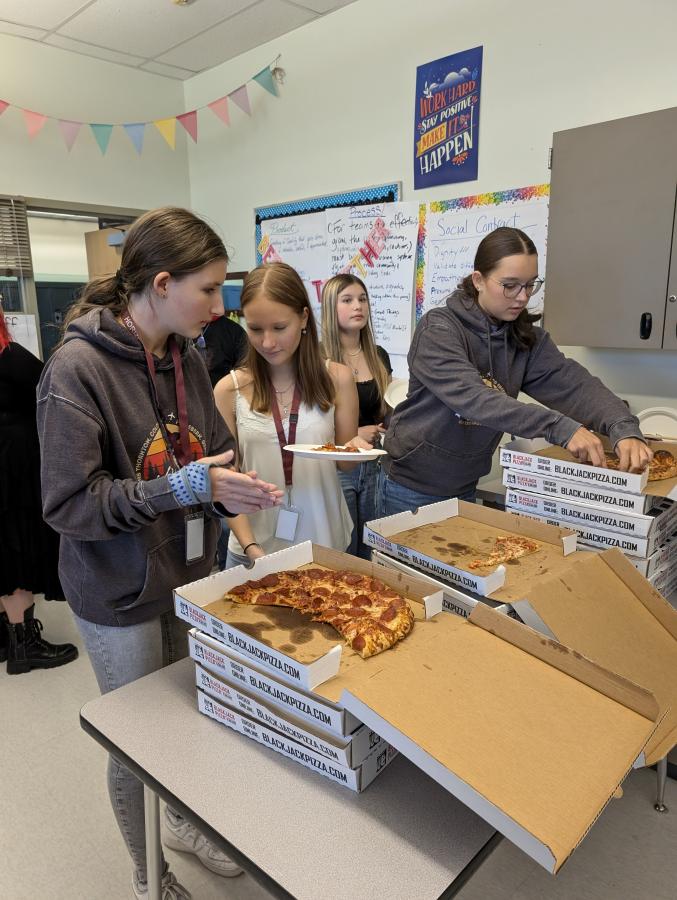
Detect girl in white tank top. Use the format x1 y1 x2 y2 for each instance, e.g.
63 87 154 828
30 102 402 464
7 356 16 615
214 263 361 565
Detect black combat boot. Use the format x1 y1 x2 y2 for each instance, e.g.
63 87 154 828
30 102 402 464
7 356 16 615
0 611 8 663
6 604 78 674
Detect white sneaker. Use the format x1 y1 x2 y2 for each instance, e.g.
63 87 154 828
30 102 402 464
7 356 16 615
163 808 243 878
132 868 192 899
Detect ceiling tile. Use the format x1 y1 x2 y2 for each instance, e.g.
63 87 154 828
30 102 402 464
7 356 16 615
0 1 92 31
285 0 356 13
157 0 316 71
57 0 258 59
140 61 197 81
45 34 146 66
0 20 48 40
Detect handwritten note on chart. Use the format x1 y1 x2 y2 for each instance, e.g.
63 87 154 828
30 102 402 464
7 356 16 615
258 211 328 319
326 202 419 354
419 186 550 319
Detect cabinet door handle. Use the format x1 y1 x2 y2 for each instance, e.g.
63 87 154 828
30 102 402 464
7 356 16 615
640 312 652 339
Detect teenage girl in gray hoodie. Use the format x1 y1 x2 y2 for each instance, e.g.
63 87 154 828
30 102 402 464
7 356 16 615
379 226 652 517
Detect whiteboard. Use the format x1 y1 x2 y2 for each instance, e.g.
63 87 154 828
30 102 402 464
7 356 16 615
6 313 40 358
418 185 550 319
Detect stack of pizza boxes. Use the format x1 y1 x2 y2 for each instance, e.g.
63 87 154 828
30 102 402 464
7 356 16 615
173 542 445 792
500 438 677 606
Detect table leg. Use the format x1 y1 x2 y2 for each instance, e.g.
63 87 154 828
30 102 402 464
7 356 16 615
144 784 163 899
654 756 669 813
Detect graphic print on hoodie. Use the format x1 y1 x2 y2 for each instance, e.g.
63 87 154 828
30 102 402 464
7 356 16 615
37 307 234 627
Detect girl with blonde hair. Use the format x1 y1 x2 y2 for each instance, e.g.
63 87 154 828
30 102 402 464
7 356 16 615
214 262 358 566
321 274 392 558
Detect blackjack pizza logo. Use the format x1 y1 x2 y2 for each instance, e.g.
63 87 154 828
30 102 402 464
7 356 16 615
135 420 206 480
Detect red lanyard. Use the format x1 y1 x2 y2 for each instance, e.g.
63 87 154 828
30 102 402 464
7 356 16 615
270 384 301 487
122 313 193 468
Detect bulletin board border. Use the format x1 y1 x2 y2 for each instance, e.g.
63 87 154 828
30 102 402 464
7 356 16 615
254 182 401 263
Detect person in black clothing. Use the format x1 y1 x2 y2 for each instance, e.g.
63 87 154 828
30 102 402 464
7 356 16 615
321 275 392 558
202 314 249 568
202 313 248 386
0 301 77 674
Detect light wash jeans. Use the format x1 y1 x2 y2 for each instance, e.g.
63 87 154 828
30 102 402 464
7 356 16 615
74 609 189 883
376 467 475 518
338 462 378 559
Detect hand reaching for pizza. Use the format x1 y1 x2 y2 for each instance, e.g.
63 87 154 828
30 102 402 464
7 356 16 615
565 427 606 467
615 438 653 473
202 451 285 513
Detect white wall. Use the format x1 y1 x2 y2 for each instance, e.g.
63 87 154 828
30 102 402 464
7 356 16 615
0 34 190 211
184 0 677 413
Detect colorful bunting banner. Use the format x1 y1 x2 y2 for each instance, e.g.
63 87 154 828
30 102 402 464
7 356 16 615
177 110 198 143
90 123 113 155
0 58 281 156
58 119 82 151
208 96 230 126
22 109 47 139
229 84 251 116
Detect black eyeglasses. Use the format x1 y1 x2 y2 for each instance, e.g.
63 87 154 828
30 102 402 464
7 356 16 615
489 277 544 300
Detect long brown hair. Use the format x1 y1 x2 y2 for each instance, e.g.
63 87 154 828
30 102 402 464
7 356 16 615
460 226 542 349
64 206 228 330
320 274 388 404
241 262 334 414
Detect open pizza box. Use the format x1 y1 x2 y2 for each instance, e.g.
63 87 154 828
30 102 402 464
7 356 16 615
174 541 444 692
500 437 677 501
363 499 579 599
511 549 677 767
327 604 662 873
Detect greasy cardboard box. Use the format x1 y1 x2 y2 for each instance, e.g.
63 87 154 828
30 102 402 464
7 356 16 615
363 499 577 597
370 549 515 618
509 508 674 559
501 437 677 499
512 549 677 766
505 487 677 542
502 468 656 514
197 687 397 792
195 662 387 768
175 541 443 692
188 629 360 737
327 604 660 874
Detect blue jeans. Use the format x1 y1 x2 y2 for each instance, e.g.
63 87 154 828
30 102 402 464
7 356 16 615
74 610 189 883
225 548 251 569
217 520 231 571
339 462 378 559
376 467 475 518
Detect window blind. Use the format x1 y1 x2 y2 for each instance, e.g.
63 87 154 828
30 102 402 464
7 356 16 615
0 196 33 277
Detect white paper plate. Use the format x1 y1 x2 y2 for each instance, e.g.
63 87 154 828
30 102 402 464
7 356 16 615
384 378 409 409
284 444 387 462
637 406 677 441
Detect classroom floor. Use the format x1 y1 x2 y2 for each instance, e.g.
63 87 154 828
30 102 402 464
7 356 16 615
2 597 676 900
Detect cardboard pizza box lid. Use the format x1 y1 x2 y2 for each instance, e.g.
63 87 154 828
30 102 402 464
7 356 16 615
363 498 578 598
501 437 677 499
332 604 660 874
512 548 677 766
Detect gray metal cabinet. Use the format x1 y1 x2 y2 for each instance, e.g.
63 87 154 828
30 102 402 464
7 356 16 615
544 107 677 349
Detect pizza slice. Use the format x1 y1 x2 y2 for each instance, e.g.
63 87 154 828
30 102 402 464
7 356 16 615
467 534 540 571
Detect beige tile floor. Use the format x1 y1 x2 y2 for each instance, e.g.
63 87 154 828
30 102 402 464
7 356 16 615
1 597 676 900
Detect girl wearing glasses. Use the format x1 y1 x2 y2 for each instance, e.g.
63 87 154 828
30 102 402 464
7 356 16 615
378 226 652 517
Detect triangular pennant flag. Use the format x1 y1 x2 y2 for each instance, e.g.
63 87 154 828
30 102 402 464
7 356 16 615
208 96 230 127
253 67 278 97
229 85 251 116
177 110 198 143
154 117 176 149
22 109 48 139
123 122 146 155
0 100 9 116
90 123 113 155
58 119 82 151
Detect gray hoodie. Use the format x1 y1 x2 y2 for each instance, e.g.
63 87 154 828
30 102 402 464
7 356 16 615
383 290 643 497
37 308 234 626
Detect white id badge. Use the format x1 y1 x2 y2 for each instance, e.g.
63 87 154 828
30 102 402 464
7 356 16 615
185 511 205 564
275 505 301 542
